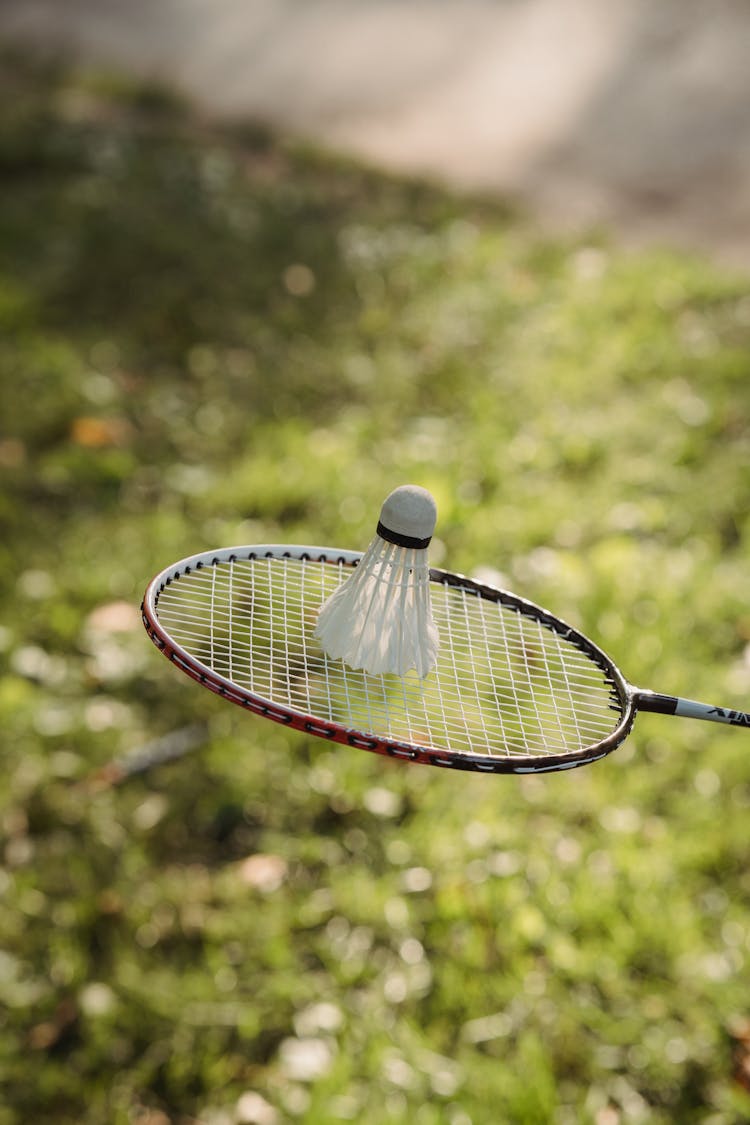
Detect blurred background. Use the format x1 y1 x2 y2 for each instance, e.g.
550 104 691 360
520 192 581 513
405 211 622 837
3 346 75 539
2 0 750 268
1 2 750 1123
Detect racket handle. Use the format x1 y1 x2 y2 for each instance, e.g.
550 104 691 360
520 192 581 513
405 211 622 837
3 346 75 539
635 690 750 728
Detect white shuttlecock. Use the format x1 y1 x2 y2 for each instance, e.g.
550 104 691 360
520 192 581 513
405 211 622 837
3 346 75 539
315 485 440 678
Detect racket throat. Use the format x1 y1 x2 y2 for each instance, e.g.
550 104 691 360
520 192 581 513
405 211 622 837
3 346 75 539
634 690 679 715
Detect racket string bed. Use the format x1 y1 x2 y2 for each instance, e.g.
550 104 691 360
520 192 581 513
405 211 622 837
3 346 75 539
153 554 625 762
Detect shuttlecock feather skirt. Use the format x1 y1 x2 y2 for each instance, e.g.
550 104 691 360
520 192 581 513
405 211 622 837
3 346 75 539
314 536 440 678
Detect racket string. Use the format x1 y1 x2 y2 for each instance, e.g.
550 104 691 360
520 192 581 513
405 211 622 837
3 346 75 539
155 558 624 759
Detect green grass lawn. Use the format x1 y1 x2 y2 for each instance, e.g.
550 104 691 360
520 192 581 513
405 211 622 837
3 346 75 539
2 49 750 1125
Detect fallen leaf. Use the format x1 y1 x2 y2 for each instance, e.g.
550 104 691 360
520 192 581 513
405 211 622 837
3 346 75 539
70 416 131 447
86 601 142 633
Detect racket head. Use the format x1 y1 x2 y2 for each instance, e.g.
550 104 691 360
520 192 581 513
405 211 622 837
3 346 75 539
142 545 636 774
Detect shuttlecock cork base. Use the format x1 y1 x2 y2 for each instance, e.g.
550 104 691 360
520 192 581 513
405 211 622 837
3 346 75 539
315 485 440 678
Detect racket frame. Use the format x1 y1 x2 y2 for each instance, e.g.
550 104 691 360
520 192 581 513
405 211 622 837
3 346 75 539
142 544 638 774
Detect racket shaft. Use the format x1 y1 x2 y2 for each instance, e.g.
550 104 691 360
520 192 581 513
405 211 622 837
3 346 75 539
636 691 750 728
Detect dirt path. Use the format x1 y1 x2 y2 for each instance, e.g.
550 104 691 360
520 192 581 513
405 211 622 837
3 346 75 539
2 0 749 268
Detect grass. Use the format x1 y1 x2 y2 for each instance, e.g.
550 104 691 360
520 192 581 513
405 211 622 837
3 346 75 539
2 48 750 1125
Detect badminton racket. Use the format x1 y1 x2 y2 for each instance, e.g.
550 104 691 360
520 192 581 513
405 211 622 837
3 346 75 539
141 545 749 775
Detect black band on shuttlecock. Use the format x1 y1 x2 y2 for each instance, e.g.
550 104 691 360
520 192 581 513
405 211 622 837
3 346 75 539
377 520 432 550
